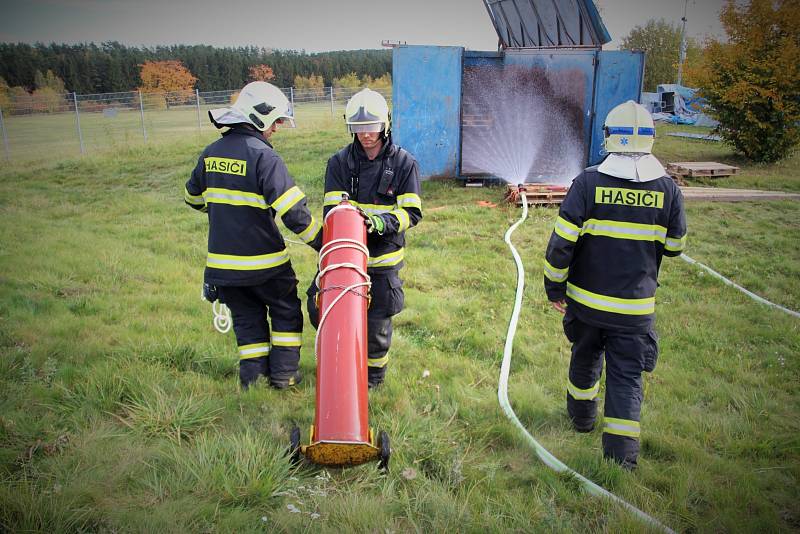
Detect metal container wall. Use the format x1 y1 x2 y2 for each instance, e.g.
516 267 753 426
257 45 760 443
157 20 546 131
314 203 370 443
392 45 644 181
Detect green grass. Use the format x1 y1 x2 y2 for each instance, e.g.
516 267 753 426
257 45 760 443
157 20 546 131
0 121 799 533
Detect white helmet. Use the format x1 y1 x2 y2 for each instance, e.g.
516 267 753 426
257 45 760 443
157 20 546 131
209 81 295 131
344 88 390 136
603 100 655 154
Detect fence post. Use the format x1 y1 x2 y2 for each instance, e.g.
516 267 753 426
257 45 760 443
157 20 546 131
73 92 85 155
138 90 147 142
289 87 294 113
0 107 9 162
329 86 334 117
196 88 202 136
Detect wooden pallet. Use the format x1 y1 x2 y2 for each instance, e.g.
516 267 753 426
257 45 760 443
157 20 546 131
666 161 740 180
506 184 569 206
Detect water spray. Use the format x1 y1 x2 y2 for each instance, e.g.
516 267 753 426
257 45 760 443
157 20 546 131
499 186 675 533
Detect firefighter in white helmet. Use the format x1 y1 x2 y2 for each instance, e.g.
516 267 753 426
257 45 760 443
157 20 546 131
307 88 423 388
543 100 687 469
185 81 322 389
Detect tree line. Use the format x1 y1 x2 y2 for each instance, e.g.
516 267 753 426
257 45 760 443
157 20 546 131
0 42 392 93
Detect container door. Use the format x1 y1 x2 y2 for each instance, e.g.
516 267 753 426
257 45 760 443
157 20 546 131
392 46 463 180
589 50 645 165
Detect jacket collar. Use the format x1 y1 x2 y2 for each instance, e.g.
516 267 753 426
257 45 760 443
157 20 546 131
222 126 272 148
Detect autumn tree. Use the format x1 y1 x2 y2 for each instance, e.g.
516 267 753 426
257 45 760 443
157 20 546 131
294 74 325 97
621 19 703 92
333 72 362 88
694 0 800 162
0 76 10 110
32 69 67 113
248 64 275 82
139 60 197 108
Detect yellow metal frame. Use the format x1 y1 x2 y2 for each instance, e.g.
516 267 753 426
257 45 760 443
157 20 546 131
301 426 381 467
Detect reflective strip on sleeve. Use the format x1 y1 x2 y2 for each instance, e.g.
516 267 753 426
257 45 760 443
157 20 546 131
566 282 655 315
665 234 687 252
324 191 348 206
567 379 599 401
368 248 404 268
354 202 394 215
239 342 270 360
390 209 410 232
204 187 267 209
297 217 321 244
396 193 422 209
544 258 569 283
272 186 305 216
603 417 640 438
554 216 581 242
581 218 667 243
368 355 389 368
271 331 302 347
184 187 206 206
207 250 289 271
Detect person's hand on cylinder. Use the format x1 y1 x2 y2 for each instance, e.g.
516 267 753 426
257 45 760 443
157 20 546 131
364 213 385 234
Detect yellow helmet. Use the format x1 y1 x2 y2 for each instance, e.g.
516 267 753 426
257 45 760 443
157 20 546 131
344 88 390 136
603 100 655 154
209 81 295 131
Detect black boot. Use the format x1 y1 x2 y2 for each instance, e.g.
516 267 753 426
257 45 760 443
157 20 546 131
270 370 302 390
240 357 268 389
368 366 386 389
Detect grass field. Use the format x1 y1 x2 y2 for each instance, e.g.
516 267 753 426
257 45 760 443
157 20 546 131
0 122 798 533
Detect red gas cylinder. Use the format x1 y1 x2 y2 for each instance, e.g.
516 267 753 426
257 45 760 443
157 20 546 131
296 198 388 468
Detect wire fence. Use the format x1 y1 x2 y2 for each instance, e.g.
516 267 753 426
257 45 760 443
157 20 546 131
0 86 392 162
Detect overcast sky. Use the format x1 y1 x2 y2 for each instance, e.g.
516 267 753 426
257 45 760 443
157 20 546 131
0 0 726 52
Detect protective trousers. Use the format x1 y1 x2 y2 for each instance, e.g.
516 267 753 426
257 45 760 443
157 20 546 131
562 312 658 469
307 271 404 386
218 267 304 388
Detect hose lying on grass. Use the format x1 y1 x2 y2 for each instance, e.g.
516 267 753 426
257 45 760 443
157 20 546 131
499 190 675 534
680 254 800 319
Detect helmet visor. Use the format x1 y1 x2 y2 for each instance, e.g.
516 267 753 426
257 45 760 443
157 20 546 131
348 122 384 133
274 115 296 128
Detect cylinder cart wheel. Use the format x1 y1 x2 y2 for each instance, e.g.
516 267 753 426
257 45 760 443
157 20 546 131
378 430 390 471
289 425 301 465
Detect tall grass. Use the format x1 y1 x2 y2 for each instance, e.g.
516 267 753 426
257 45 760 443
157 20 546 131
0 122 798 532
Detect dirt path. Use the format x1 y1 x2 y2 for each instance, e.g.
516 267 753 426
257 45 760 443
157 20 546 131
681 187 800 202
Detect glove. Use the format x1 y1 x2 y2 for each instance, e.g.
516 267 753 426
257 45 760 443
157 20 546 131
365 213 385 235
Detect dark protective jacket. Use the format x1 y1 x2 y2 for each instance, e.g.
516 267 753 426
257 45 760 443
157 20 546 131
322 135 422 274
184 127 322 286
544 166 687 332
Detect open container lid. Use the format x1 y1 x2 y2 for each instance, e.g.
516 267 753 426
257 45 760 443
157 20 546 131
483 0 611 48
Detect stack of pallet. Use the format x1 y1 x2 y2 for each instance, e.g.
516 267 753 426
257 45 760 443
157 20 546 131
666 161 740 185
506 184 569 206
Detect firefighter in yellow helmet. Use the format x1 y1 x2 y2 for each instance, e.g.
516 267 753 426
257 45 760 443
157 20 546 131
306 88 423 388
185 81 322 389
543 100 687 469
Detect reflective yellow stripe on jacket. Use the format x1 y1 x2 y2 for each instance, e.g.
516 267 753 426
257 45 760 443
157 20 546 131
204 187 268 209
297 217 321 244
543 259 569 283
368 249 404 268
397 193 422 209
581 218 667 243
184 187 205 207
566 282 655 315
273 186 305 216
207 250 289 271
665 234 687 252
554 216 581 242
324 191 348 206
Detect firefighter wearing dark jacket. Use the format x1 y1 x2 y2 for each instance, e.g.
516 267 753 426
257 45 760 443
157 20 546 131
543 101 687 470
306 88 422 388
185 81 322 390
